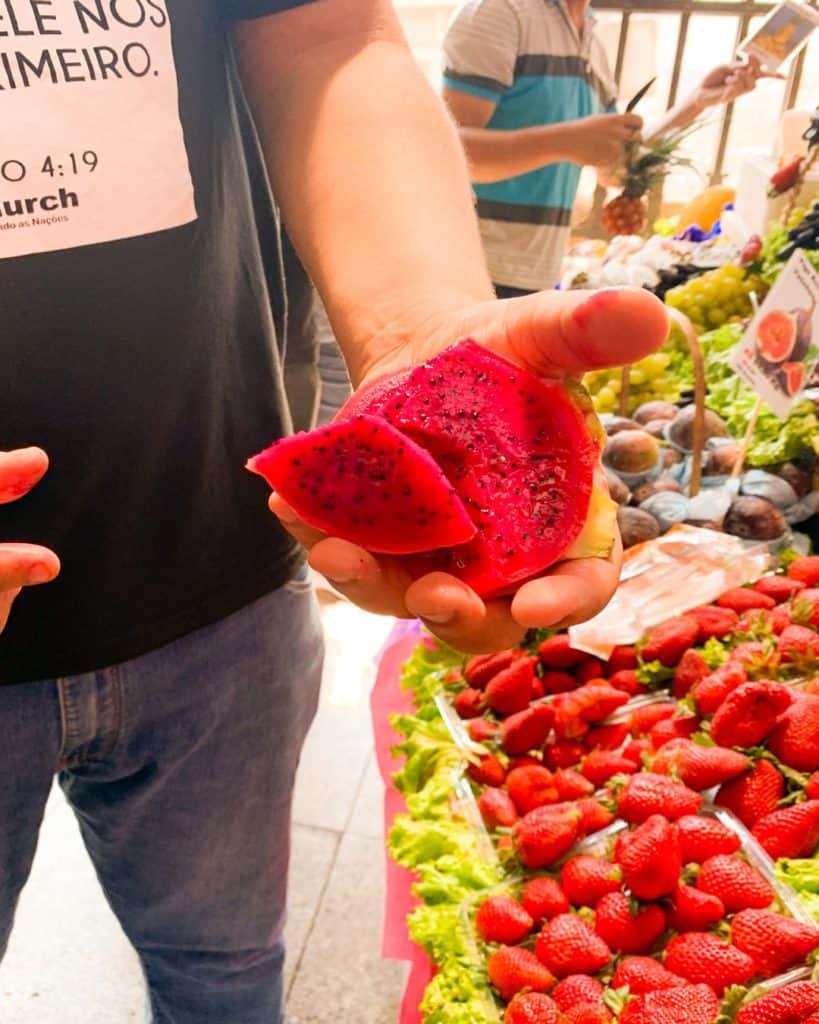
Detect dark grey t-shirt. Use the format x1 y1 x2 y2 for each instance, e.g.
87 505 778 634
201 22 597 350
0 0 313 683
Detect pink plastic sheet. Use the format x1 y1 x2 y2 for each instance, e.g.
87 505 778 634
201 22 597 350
370 619 436 1024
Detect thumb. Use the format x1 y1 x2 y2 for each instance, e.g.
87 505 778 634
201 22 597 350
0 447 49 505
488 287 670 377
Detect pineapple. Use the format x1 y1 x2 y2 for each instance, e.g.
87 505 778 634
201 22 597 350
601 131 693 238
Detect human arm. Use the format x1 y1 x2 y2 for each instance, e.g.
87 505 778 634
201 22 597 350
0 448 60 632
232 0 669 650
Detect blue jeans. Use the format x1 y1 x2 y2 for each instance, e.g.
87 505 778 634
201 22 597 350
0 578 323 1023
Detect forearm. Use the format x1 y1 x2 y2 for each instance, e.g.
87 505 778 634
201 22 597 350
237 29 495 385
458 123 579 183
645 93 705 142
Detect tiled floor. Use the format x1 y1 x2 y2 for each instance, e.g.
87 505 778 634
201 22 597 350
0 597 406 1023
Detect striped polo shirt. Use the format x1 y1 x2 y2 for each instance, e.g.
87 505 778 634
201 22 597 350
443 0 617 291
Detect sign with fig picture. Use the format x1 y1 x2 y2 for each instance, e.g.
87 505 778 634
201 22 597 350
730 249 819 418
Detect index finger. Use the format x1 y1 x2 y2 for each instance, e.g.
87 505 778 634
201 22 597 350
0 543 61 588
0 448 49 504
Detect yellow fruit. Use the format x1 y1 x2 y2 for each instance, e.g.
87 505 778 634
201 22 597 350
677 185 735 232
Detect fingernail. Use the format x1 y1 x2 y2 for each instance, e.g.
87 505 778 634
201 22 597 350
27 564 53 584
419 610 456 625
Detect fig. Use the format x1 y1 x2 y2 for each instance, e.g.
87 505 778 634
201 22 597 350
723 495 788 541
605 416 642 436
631 478 684 506
603 430 660 475
779 361 806 396
643 418 673 439
604 467 631 506
756 309 796 364
668 405 729 451
704 443 743 477
740 470 798 510
777 461 812 498
617 506 661 549
633 401 679 425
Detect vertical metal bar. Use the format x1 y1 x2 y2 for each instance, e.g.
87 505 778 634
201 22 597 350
780 42 808 117
710 13 751 185
667 12 691 108
614 11 631 88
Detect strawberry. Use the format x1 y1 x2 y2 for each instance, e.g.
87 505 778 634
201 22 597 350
581 750 638 787
677 814 741 862
778 624 819 662
522 877 570 924
767 695 819 771
731 907 819 977
737 608 777 634
807 771 819 799
714 760 784 828
730 641 780 672
617 772 702 823
575 684 630 723
608 645 638 673
709 680 792 748
667 885 725 931
515 803 584 869
652 739 749 790
575 657 606 683
465 649 520 689
717 588 776 613
479 788 519 829
544 740 586 771
476 895 534 944
584 722 630 751
535 913 611 977
560 1005 613 1024
594 891 666 954
622 738 652 766
611 956 686 994
504 992 561 1024
754 575 806 601
553 769 594 801
649 714 699 751
560 855 622 907
509 755 544 771
641 617 700 667
541 671 580 695
735 981 819 1024
532 678 546 700
691 663 748 715
539 635 586 670
770 604 793 634
507 766 559 815
552 975 605 1011
454 686 484 718
468 752 506 787
674 650 711 700
804 1013 819 1024
789 556 819 586
629 703 676 737
696 854 774 912
552 693 591 741
502 704 556 755
618 983 720 1024
769 155 804 195
686 605 740 642
751 800 819 859
662 932 755 994
798 589 819 629
488 946 555 1002
615 815 682 900
608 669 647 696
468 718 498 743
577 797 616 835
486 657 539 715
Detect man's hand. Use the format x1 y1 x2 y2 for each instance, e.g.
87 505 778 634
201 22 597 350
690 56 779 110
563 113 643 169
270 287 669 653
0 448 60 632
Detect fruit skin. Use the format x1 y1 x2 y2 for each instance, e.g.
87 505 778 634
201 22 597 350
553 769 594 801
618 983 720 1024
544 741 586 771
601 194 647 237
615 814 682 900
662 931 756 994
807 771 819 800
469 718 498 743
454 686 483 719
535 913 611 977
649 714 699 751
731 907 819 977
641 617 700 667
539 635 586 670
677 814 741 863
756 308 797 363
651 738 749 791
486 657 538 715
717 588 776 613
607 646 638 673
696 854 774 912
769 155 804 195
667 884 725 932
522 877 570 924
465 649 519 689
560 855 622 908
767 695 819 772
709 680 792 749
751 800 819 859
617 772 702 823
478 787 519 828
778 624 819 662
715 760 785 829
611 956 686 994
502 704 556 755
686 605 740 642
789 556 819 586
488 945 556 1002
754 575 806 601
594 891 666 954
559 1004 612 1024
468 753 506 787
514 803 584 869
628 703 676 737
504 992 561 1024
691 663 748 716
735 980 819 1024
552 975 605 1011
541 671 580 695
576 797 616 835
622 738 653 766
475 895 534 944
575 657 606 684
673 650 711 700
608 669 645 695
585 722 630 751
581 750 638 787
507 766 559 815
